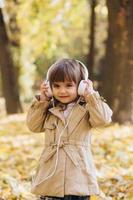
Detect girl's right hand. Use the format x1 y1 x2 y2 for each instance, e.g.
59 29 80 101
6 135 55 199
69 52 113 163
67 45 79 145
40 81 51 101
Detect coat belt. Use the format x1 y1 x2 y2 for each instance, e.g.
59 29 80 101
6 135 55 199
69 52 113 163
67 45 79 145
48 139 89 148
42 140 89 167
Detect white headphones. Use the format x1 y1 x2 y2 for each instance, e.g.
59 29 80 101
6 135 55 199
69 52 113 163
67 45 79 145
76 60 89 96
44 59 89 97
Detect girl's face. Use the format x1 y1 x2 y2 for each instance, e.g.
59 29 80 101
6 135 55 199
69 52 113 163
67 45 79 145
52 80 78 104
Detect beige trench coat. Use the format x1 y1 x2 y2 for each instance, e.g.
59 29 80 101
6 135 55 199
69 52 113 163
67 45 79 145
27 92 113 197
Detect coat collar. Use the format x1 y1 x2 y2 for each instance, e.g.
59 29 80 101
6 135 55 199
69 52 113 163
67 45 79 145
66 103 87 136
49 106 66 124
49 103 87 136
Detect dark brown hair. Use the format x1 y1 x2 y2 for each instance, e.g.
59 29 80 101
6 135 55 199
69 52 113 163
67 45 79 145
47 58 87 87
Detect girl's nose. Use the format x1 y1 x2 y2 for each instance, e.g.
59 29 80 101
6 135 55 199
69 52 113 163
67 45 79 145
59 87 66 94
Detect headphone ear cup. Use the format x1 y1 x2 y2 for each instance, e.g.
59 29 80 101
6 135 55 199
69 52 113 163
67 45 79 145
44 81 53 97
78 80 87 96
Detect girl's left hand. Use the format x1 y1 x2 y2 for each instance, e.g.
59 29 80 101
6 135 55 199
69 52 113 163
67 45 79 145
83 79 95 97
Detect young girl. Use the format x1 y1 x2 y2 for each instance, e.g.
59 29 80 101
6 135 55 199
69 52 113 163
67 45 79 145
27 58 113 200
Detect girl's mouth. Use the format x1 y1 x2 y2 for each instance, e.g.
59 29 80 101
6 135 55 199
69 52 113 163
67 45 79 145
59 96 69 98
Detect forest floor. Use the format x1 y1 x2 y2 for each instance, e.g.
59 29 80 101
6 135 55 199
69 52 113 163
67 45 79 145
0 108 133 200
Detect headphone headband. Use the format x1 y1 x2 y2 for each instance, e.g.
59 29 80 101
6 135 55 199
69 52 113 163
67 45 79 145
46 59 88 81
46 63 54 81
76 60 88 80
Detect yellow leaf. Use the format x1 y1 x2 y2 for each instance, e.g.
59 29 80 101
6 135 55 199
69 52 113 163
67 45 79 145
91 196 98 200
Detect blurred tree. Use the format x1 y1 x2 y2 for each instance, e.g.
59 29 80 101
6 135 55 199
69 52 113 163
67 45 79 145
14 0 90 99
101 0 133 123
0 8 23 113
0 0 108 101
86 0 97 79
17 0 89 75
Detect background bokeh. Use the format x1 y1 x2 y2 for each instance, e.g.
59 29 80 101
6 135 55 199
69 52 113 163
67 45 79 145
0 0 133 199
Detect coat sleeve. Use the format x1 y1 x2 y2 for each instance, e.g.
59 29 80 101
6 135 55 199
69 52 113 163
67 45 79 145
26 96 50 133
85 91 113 127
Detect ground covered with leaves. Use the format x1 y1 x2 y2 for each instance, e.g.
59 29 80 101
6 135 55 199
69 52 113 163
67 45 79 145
0 113 133 200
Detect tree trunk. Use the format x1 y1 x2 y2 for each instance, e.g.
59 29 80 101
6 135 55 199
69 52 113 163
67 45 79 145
101 1 133 123
86 0 96 79
0 8 23 114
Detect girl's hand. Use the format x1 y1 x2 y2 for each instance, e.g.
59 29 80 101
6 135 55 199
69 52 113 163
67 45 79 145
40 81 51 101
83 79 95 97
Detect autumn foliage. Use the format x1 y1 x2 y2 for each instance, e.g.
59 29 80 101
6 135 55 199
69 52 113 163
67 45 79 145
0 112 132 200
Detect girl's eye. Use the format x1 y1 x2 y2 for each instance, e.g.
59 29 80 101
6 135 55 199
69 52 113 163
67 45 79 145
66 84 73 87
53 84 60 88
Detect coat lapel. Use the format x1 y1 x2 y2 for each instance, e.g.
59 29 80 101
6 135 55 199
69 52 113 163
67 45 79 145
67 104 87 137
49 103 87 137
49 107 66 124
